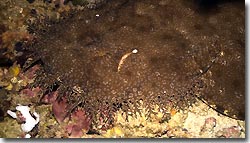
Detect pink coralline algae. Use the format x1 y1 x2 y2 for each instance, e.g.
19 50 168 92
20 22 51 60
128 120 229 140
217 126 242 138
201 117 217 132
52 96 68 123
41 91 58 104
19 65 40 80
66 109 91 138
21 87 41 97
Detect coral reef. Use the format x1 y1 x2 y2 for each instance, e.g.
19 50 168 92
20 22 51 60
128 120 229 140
0 0 79 66
0 0 245 138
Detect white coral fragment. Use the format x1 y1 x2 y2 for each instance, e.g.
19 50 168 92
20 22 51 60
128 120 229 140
7 104 40 134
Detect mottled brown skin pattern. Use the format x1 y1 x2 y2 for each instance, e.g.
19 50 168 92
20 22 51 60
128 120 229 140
86 0 108 9
28 0 244 128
